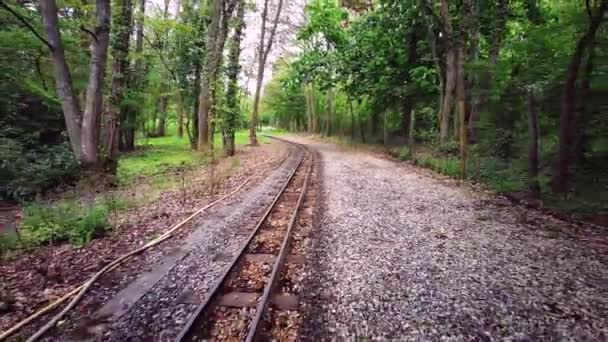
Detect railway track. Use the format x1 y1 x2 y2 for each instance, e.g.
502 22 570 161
176 138 314 341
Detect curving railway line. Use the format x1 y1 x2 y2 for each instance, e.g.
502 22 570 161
1 137 315 342
176 137 314 341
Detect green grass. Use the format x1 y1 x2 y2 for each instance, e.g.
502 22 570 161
118 129 270 184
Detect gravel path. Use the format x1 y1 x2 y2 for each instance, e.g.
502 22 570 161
301 141 608 341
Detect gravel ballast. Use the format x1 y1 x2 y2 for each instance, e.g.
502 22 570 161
300 141 607 341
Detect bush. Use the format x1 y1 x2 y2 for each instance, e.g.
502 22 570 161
435 140 459 156
398 146 412 161
0 138 79 201
19 200 113 247
415 153 461 177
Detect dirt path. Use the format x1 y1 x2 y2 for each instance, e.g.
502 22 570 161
299 139 607 340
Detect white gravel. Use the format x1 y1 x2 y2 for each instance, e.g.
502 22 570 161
301 141 608 341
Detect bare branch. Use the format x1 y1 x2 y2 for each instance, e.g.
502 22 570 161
0 0 53 50
80 25 98 41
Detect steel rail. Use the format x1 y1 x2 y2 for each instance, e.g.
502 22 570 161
175 138 310 341
245 138 313 342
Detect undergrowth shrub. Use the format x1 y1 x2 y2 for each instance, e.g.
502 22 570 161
415 153 460 177
0 138 79 201
434 140 459 156
18 197 128 248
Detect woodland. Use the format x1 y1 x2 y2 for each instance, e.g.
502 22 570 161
1 0 607 234
263 0 607 221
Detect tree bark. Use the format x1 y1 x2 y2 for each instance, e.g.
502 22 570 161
409 109 416 158
249 0 285 145
39 0 83 161
572 43 595 165
527 90 540 198
552 0 606 193
439 0 455 144
197 0 222 150
80 0 111 167
209 0 237 151
120 0 144 152
223 0 246 156
157 93 168 136
456 41 467 178
105 0 133 171
469 0 507 142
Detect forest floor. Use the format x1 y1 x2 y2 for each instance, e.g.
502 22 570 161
294 137 607 340
0 130 287 337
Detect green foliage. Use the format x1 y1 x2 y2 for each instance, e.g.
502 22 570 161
415 153 461 178
434 141 460 156
20 200 113 248
1 138 80 201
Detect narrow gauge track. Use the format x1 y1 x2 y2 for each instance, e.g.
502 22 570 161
176 137 313 341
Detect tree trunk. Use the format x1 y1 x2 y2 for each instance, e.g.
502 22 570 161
157 94 168 136
81 0 111 167
105 0 133 171
409 109 416 158
120 0 144 152
209 0 237 151
191 58 201 148
402 25 418 136
358 102 366 143
572 43 595 166
552 0 606 193
39 0 83 161
249 0 285 145
349 98 355 141
456 41 467 178
439 0 455 144
223 0 245 156
177 90 184 138
197 0 222 150
327 88 334 136
527 90 540 198
469 0 507 142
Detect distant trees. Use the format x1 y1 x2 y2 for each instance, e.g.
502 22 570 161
249 0 285 145
262 0 608 208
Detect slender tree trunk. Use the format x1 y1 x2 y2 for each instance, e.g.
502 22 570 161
80 0 111 167
527 90 540 198
191 58 201 148
305 85 312 132
402 25 418 136
327 88 335 136
157 93 168 136
573 44 595 165
409 109 416 158
105 0 133 171
358 101 366 143
456 42 467 178
349 98 355 141
439 0 455 144
209 0 237 151
39 0 83 161
426 25 444 122
177 90 184 137
469 0 507 142
249 0 284 145
223 0 245 156
552 0 606 193
197 0 222 150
